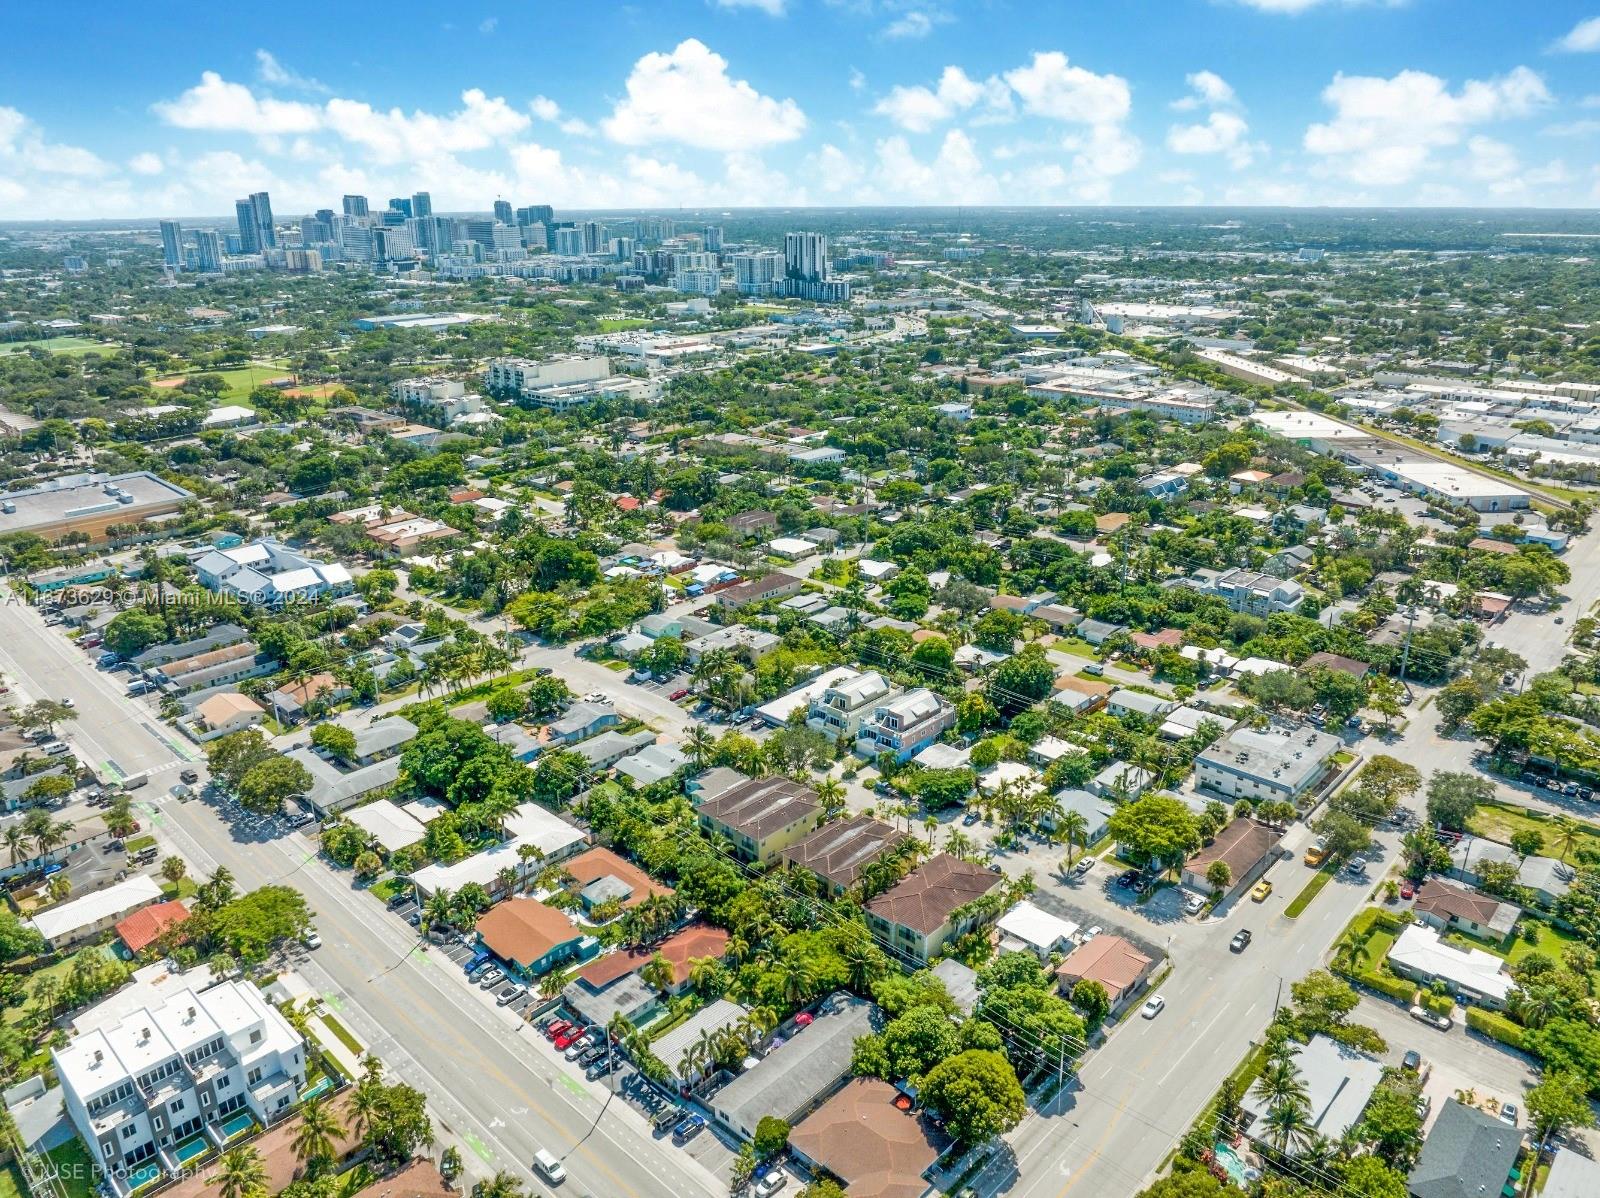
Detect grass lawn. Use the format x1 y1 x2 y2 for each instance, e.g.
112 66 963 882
159 877 199 901
0 337 110 357
370 877 406 904
153 360 292 400
319 1012 364 1055
1050 638 1100 660
1469 799 1600 861
597 318 651 332
1285 863 1337 918
0 1162 25 1198
44 1136 95 1198
4 952 95 1028
124 835 156 854
1507 919 1583 965
603 660 630 672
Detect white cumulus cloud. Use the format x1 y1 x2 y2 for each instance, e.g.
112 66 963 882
153 71 323 135
873 66 1011 133
1304 65 1552 186
127 152 164 175
1172 70 1237 111
1004 51 1131 125
1554 15 1600 52
529 95 594 136
255 50 328 93
602 39 805 151
323 89 530 164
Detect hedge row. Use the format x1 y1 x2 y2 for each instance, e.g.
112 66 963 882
1341 966 1417 1005
1467 1008 1527 1051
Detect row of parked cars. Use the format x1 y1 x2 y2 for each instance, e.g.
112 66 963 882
464 952 529 1007
537 1016 621 1080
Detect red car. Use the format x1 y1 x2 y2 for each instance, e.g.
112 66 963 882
1400 880 1416 900
543 1019 571 1041
554 1031 578 1051
669 688 689 701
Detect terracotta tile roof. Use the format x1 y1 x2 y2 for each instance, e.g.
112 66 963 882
573 921 730 989
1131 628 1184 650
1055 934 1154 1000
348 1159 454 1198
563 847 673 910
789 1078 945 1198
866 854 1001 936
114 900 190 953
475 899 578 968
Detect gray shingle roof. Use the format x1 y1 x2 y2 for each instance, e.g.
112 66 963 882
1408 1100 1521 1198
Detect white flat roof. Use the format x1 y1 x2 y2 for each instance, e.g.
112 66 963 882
29 874 162 943
345 799 427 852
1388 923 1513 1003
996 901 1078 950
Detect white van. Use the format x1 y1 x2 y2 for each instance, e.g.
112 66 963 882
533 1150 566 1185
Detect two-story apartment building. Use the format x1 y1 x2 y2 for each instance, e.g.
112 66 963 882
54 981 305 1187
865 854 1004 964
854 688 957 763
695 775 820 865
808 671 897 742
1195 724 1341 804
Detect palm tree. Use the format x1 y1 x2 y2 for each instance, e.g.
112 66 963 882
422 889 454 932
1056 810 1090 868
290 1098 345 1172
3 826 28 869
1333 933 1371 976
1550 815 1583 863
1252 1056 1308 1112
1261 1099 1315 1156
781 959 817 1009
349 1073 384 1140
475 1172 525 1198
815 777 848 821
639 954 675 993
685 724 715 769
32 975 61 1021
211 1147 268 1198
516 843 544 894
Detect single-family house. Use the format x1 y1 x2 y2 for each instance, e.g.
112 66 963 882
995 901 1079 960
474 899 594 977
1407 1100 1522 1198
547 702 621 744
788 1078 946 1198
1181 818 1285 900
1386 923 1514 1009
187 692 266 741
1054 935 1158 1013
1411 877 1520 944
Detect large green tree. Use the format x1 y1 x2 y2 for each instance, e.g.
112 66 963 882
920 1049 1026 1145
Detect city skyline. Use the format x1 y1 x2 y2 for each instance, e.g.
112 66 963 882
1 1 1599 219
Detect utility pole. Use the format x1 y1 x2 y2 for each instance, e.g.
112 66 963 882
1397 604 1418 685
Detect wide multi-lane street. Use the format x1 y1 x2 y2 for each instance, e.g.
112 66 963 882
988 521 1600 1197
0 596 722 1198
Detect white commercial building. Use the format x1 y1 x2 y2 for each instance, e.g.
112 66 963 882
1195 725 1340 803
54 980 306 1190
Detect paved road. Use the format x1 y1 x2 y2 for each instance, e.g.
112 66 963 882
0 596 722 1198
990 519 1600 1197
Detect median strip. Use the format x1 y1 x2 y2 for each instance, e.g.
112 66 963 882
1285 863 1337 918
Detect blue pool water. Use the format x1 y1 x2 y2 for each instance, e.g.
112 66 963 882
300 1076 334 1102
1213 1143 1256 1186
220 1112 254 1139
126 1162 162 1192
173 1137 209 1165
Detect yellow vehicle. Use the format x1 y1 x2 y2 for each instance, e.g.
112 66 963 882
1251 880 1273 902
1304 844 1328 867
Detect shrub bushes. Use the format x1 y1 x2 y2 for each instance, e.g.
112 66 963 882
1467 1008 1526 1051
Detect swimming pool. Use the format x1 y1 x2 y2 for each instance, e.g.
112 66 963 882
173 1137 209 1166
300 1076 334 1102
1213 1143 1258 1187
126 1161 162 1192
220 1112 254 1140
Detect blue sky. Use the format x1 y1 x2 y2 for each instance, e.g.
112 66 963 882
2 0 1599 218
